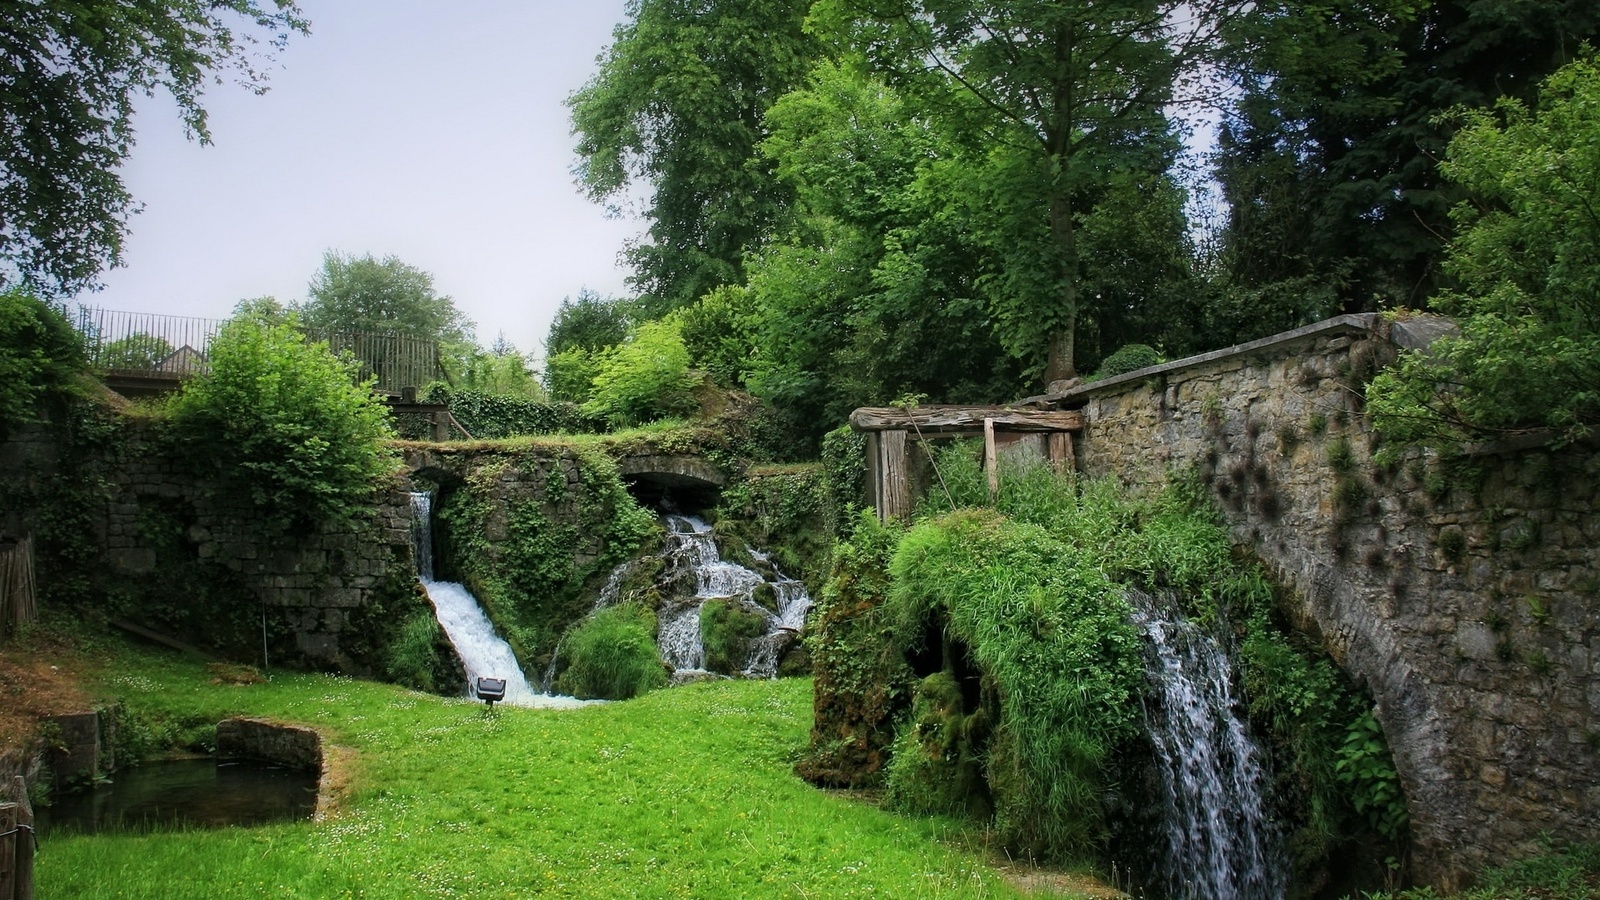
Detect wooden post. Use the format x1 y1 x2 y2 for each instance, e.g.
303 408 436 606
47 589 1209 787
8 777 30 900
1048 431 1075 475
879 429 911 520
984 418 998 502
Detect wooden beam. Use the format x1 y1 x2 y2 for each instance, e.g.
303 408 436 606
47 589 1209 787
879 430 912 520
850 405 1083 434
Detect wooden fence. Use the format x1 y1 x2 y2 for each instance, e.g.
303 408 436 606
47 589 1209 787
0 777 33 900
0 538 35 641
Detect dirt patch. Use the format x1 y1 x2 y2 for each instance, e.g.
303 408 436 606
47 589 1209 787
998 865 1126 899
0 625 99 755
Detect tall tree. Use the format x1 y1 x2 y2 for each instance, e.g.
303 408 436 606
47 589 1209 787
0 0 307 295
568 0 820 316
1214 0 1600 319
813 0 1224 384
298 251 472 344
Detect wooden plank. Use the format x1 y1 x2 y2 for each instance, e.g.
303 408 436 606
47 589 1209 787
10 778 30 900
984 418 998 502
1 802 14 900
1048 431 1074 475
880 430 912 520
865 432 883 521
850 405 1083 434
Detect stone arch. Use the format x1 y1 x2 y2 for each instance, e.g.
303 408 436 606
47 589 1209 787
615 454 728 511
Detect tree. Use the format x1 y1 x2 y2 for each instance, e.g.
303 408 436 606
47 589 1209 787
1368 56 1600 450
166 309 397 531
544 288 633 357
568 0 820 315
812 0 1222 383
0 287 85 428
298 251 473 343
581 319 699 427
0 0 308 295
97 332 175 370
1212 0 1600 318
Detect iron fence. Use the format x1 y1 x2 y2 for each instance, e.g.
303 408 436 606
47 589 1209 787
70 306 441 396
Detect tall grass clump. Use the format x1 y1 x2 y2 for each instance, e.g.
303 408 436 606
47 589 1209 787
554 602 668 700
886 508 1143 861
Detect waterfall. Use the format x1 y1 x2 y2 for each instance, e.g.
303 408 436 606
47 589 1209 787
409 492 592 709
581 514 812 679
1129 589 1285 900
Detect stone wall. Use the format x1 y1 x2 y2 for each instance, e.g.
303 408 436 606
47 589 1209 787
1 412 428 674
1055 314 1600 887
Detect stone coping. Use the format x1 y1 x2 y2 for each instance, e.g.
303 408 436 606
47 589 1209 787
1023 313 1381 408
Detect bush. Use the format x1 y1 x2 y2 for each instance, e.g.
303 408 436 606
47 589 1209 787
166 313 397 531
0 288 86 428
555 603 667 700
422 384 605 439
543 346 606 404
582 320 700 427
1094 343 1163 379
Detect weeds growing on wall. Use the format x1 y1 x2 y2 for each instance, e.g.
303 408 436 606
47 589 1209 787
555 602 668 700
436 447 657 668
714 464 832 589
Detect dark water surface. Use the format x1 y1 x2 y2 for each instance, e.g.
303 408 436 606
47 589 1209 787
36 758 318 835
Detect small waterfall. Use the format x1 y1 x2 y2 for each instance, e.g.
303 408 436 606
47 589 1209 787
1129 589 1285 900
655 514 812 677
409 492 592 709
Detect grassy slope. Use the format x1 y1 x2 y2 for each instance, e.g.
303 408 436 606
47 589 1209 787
35 634 1033 900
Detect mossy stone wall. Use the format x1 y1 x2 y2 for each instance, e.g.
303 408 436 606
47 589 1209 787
1057 314 1600 888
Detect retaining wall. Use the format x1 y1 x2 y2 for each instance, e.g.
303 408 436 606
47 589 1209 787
1056 314 1599 887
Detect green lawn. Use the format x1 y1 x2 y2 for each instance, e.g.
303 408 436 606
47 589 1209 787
37 643 1041 899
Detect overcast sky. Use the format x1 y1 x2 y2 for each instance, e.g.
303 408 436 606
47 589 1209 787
74 1 635 359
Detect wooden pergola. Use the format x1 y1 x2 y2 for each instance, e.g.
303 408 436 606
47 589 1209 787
848 405 1085 520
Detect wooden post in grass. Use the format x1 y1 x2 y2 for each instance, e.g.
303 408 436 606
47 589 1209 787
1 776 34 900
984 418 999 502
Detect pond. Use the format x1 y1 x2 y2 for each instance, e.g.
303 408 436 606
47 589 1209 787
36 757 318 835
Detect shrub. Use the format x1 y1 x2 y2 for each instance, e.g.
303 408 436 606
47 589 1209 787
383 611 453 693
582 320 700 427
0 288 86 428
166 313 397 531
1094 343 1164 379
555 603 667 700
422 384 605 438
543 346 606 404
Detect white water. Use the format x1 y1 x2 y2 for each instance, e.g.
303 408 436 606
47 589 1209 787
1130 589 1285 900
655 514 813 677
409 493 594 710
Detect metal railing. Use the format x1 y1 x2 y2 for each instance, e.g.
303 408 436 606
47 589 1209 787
70 307 442 396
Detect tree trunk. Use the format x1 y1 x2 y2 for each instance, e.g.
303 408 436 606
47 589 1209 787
1045 186 1079 385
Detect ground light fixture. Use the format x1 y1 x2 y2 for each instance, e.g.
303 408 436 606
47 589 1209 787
476 677 507 707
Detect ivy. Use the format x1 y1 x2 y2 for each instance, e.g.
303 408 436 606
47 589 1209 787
422 384 606 439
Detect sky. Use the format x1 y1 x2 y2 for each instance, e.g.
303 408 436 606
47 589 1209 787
74 1 636 359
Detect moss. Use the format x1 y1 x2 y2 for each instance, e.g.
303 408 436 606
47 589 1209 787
699 598 768 674
885 671 993 821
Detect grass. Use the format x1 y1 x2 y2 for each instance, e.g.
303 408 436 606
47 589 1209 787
27 625 1071 900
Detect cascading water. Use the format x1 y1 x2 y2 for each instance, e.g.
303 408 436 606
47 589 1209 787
409 492 591 709
658 514 813 678
1129 589 1285 900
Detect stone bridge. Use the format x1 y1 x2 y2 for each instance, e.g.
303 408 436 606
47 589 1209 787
401 446 730 511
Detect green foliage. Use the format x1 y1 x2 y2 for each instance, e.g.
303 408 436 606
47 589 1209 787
543 346 606 405
437 449 657 666
453 337 545 400
544 288 634 357
0 288 86 427
821 425 869 536
567 0 818 314
1336 709 1409 842
887 508 1143 861
298 250 473 344
165 313 398 531
885 671 992 820
715 465 832 588
95 332 174 370
795 510 913 787
1093 343 1164 379
582 320 700 428
1368 57 1600 450
0 0 308 295
554 602 667 700
699 598 768 674
382 610 455 694
671 286 755 389
421 384 605 440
